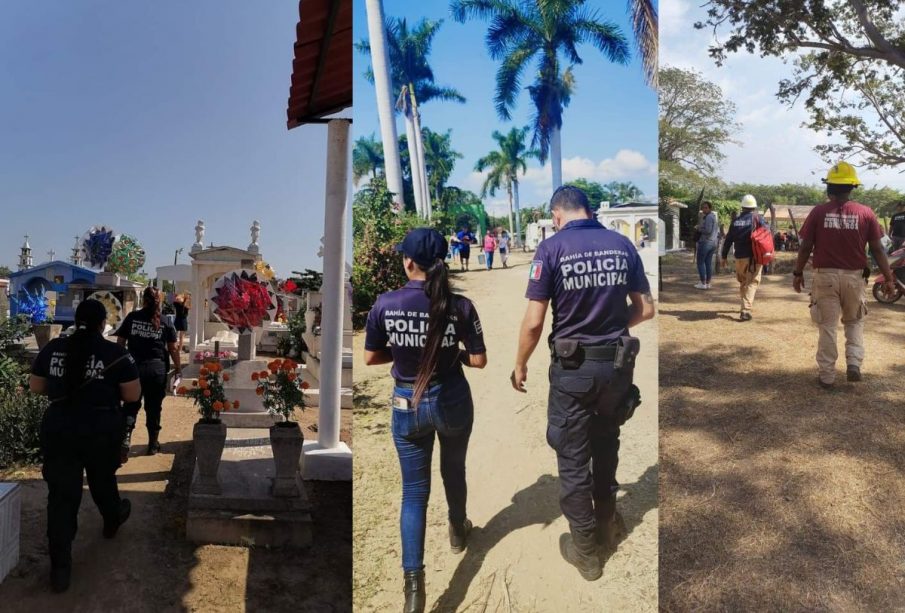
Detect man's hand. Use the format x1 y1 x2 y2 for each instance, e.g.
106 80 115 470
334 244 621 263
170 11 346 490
511 365 527 393
793 274 805 293
883 278 898 298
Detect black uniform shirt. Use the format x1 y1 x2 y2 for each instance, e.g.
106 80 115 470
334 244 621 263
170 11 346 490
32 334 138 410
721 211 766 260
890 211 905 239
173 302 189 320
525 219 649 344
364 280 486 382
115 308 177 364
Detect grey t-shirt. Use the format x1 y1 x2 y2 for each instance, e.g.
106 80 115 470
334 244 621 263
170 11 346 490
699 211 719 243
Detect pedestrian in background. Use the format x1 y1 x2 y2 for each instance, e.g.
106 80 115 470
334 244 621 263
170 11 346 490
721 195 766 321
695 201 719 289
483 230 497 270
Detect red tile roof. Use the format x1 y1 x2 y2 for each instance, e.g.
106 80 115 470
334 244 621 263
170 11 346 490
286 0 352 129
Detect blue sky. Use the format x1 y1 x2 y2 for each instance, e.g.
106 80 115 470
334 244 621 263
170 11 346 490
0 1 350 278
353 0 659 215
661 0 903 188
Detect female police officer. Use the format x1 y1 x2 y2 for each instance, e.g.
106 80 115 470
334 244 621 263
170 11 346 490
364 228 487 613
115 287 180 454
30 299 141 592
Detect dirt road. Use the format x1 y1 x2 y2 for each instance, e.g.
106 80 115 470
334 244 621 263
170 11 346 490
0 389 351 612
353 250 658 612
659 253 905 611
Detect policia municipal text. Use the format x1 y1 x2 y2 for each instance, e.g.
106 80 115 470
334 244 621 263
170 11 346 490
511 186 655 581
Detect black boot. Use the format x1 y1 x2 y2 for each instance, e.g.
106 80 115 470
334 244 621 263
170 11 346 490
595 494 626 551
449 518 472 554
403 570 425 613
146 429 161 455
559 528 602 581
49 546 72 593
103 499 132 539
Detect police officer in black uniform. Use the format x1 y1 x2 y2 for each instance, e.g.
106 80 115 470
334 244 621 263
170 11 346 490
511 186 655 580
115 287 180 454
30 299 141 592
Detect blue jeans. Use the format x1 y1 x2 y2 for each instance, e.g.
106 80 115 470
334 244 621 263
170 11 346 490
696 240 716 283
392 374 474 572
485 250 494 269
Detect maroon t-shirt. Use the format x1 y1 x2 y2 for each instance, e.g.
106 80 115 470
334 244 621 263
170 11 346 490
799 201 882 270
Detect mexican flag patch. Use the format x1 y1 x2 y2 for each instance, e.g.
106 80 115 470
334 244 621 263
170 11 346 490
529 260 543 280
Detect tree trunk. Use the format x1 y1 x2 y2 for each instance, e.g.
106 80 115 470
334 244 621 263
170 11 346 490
365 0 405 208
402 109 425 217
506 182 515 239
550 125 563 195
514 179 522 248
409 90 431 220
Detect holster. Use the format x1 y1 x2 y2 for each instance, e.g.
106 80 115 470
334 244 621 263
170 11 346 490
614 336 640 371
615 384 642 425
552 339 583 370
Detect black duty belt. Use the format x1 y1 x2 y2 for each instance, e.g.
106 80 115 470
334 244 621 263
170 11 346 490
552 344 618 361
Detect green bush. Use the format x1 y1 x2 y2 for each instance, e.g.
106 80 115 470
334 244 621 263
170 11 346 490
0 388 46 468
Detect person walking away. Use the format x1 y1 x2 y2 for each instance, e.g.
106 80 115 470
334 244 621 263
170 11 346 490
483 230 497 270
889 201 905 252
455 225 476 272
173 292 190 353
364 228 487 612
511 186 655 581
695 202 719 289
115 287 181 454
29 299 141 592
449 232 461 268
793 162 896 389
498 231 511 268
721 194 766 320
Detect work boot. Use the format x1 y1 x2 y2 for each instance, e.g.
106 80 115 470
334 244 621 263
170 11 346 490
103 499 132 539
559 528 602 581
403 570 425 613
595 495 626 552
740 312 753 321
449 518 472 554
49 547 72 593
846 366 862 382
817 377 834 390
146 430 161 455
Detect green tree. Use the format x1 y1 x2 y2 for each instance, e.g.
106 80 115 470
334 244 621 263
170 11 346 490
630 0 658 87
452 0 629 190
566 179 607 208
699 0 905 169
0 266 11 279
353 133 385 186
421 128 463 202
474 126 538 241
659 66 740 176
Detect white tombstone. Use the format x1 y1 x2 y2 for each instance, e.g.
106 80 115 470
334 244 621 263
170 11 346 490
0 483 21 585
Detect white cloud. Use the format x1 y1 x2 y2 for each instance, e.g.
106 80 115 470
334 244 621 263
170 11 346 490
520 150 657 193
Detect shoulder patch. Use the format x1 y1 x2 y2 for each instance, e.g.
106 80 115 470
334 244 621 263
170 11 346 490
529 261 543 281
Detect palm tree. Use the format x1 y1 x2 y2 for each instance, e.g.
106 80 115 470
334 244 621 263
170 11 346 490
452 0 629 191
629 0 658 88
474 126 538 244
357 18 465 218
352 134 385 186
421 128 463 202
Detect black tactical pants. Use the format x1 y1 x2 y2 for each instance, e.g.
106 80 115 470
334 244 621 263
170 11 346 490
138 361 167 435
41 407 124 563
546 358 633 534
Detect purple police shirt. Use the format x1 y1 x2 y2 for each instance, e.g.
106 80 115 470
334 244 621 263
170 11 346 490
525 218 649 344
364 280 486 382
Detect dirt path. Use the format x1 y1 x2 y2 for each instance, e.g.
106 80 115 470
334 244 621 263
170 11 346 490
353 250 658 612
659 252 905 611
0 387 352 612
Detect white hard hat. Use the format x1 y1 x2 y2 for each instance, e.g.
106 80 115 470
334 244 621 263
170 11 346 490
741 194 758 209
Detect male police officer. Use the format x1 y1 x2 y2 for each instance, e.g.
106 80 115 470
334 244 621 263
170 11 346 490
721 194 766 320
511 186 655 580
793 162 896 388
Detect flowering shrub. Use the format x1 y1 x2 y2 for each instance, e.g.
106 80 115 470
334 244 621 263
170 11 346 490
177 361 239 423
193 350 238 363
253 358 308 422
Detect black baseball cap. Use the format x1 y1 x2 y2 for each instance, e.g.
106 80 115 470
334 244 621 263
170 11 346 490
396 228 448 267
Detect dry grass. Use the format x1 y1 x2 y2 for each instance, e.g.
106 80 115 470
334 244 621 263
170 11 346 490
659 252 905 611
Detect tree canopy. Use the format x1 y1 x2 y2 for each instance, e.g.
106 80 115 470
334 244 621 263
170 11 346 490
698 0 905 169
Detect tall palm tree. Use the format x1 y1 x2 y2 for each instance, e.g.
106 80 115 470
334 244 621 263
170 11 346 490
421 128 463 202
357 18 465 218
630 0 658 88
452 0 629 191
474 126 538 243
352 134 385 186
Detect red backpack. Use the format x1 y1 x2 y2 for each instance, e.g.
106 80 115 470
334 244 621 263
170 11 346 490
750 215 775 266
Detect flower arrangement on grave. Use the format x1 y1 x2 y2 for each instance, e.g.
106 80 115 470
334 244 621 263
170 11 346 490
106 234 146 275
252 358 308 424
177 362 239 423
210 270 277 333
193 349 238 363
79 225 117 270
12 288 50 324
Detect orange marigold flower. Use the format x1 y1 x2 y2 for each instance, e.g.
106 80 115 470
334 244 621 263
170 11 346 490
203 389 212 397
222 373 230 382
301 381 310 390
251 372 259 381
210 363 221 373
176 386 187 395
199 367 209 376
259 370 269 379
281 361 293 371
213 401 223 411
269 364 279 373
199 379 209 390
233 400 240 409
287 372 297 382
255 387 264 396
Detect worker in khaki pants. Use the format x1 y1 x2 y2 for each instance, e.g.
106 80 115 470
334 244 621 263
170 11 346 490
793 162 897 389
721 194 764 321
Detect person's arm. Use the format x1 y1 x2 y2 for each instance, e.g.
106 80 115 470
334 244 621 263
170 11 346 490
117 337 127 347
167 341 181 374
721 225 735 261
459 350 486 368
364 349 393 365
628 292 655 327
29 375 47 395
512 299 548 392
792 237 815 293
29 345 52 395
120 379 141 403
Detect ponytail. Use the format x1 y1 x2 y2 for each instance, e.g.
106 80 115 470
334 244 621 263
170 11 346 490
142 287 162 329
64 299 107 400
412 259 453 407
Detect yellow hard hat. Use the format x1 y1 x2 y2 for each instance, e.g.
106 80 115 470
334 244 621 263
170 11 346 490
823 161 861 186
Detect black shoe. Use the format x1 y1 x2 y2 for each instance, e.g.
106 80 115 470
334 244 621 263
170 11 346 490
847 366 862 382
403 570 425 613
146 431 161 456
740 312 753 321
559 529 602 581
449 518 472 554
103 499 132 539
49 547 72 593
